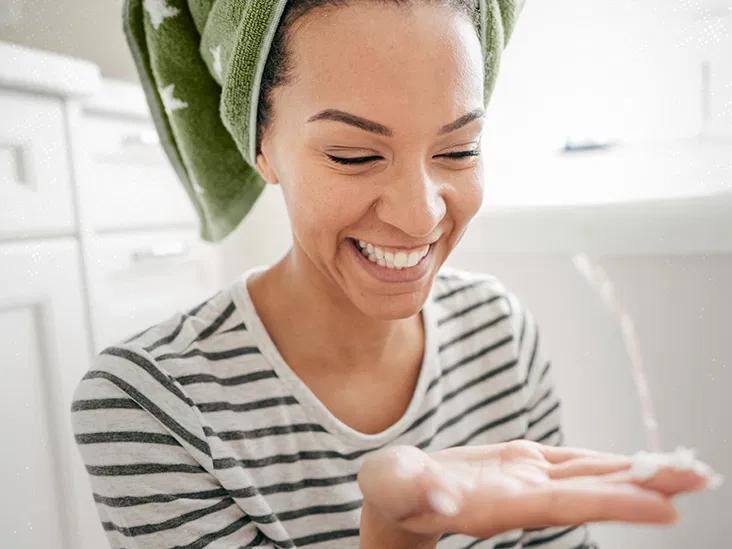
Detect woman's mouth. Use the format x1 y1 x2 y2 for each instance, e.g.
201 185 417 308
347 237 436 283
352 238 430 269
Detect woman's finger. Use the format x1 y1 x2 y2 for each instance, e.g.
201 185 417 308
528 479 679 526
538 444 625 464
548 455 633 479
600 464 712 496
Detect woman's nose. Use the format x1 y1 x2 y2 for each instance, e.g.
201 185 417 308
375 168 447 239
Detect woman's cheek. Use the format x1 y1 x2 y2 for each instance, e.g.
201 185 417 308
449 174 484 227
466 179 484 218
290 176 362 237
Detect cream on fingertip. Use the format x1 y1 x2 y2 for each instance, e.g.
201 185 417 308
629 446 720 484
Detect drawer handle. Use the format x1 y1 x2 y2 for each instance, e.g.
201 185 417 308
0 140 33 189
131 241 189 263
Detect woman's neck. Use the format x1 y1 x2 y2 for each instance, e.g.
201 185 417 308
247 247 425 377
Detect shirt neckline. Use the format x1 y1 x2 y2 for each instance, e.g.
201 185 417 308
229 264 439 449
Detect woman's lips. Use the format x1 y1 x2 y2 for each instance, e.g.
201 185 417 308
348 237 434 283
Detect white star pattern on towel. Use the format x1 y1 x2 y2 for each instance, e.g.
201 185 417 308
210 45 223 80
143 0 180 30
192 179 205 194
159 84 188 115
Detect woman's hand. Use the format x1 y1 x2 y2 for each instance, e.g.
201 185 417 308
357 441 716 542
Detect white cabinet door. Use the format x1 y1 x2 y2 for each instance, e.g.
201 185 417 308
0 239 107 549
88 229 222 351
0 90 76 237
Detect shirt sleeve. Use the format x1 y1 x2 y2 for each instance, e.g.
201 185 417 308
505 291 599 549
70 372 271 549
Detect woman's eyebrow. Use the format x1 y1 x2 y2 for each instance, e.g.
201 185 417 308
306 108 485 136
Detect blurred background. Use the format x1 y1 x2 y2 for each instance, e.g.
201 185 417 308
0 0 730 547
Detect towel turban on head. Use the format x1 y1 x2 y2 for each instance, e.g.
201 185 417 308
123 0 526 242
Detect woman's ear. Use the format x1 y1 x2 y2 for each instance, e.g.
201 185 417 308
255 145 280 185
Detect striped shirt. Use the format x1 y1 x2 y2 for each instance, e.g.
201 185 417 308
70 265 596 548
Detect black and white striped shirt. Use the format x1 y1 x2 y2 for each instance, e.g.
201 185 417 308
70 265 595 548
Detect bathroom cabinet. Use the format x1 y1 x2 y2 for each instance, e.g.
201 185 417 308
0 41 221 548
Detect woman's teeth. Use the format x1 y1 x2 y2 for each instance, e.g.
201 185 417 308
355 239 430 270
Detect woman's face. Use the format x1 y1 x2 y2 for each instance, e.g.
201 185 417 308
256 2 485 320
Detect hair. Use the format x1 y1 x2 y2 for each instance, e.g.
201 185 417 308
255 0 480 156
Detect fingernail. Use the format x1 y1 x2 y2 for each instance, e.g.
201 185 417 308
427 490 461 516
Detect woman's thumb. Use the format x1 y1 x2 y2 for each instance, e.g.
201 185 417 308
358 445 469 526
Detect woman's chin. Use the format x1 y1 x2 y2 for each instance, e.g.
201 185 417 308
347 286 431 320
358 306 424 321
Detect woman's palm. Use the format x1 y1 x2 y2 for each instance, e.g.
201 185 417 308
358 441 711 540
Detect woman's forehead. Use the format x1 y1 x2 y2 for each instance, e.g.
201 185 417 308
283 3 484 131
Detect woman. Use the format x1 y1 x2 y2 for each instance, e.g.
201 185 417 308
70 1 715 548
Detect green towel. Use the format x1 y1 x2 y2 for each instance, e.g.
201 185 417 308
123 0 526 242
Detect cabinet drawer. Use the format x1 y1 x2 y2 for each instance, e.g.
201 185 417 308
81 114 196 231
88 229 221 350
0 89 75 237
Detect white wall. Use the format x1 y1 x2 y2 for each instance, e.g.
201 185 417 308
218 184 292 284
0 0 137 81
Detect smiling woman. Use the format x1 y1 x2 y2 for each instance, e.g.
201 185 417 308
68 1 717 548
250 2 488 322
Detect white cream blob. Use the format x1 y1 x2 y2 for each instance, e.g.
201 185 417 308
629 446 724 489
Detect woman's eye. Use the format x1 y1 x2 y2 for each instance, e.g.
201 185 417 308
326 154 382 165
325 149 480 166
441 149 481 160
